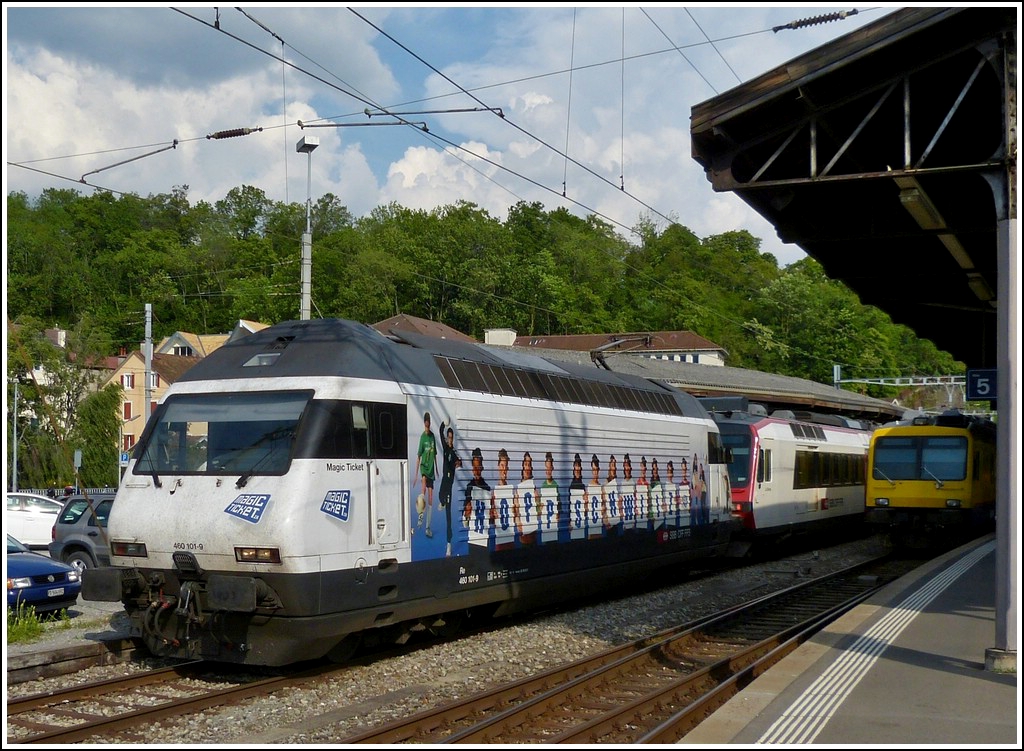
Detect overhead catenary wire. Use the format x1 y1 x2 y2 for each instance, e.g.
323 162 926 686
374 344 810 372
78 140 178 183
17 7 857 234
298 120 428 131
279 6 883 367
161 7 650 238
228 8 290 205
10 7 877 370
347 7 680 228
364 106 504 118
684 7 743 86
281 35 290 204
226 8 877 368
641 7 718 95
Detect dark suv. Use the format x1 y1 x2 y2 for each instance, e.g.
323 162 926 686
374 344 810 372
48 493 116 574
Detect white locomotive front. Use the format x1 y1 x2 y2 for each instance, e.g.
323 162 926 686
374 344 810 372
84 319 739 666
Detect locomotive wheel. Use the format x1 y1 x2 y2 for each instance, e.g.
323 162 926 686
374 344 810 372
326 633 363 663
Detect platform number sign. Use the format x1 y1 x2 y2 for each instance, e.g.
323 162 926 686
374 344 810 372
966 369 997 402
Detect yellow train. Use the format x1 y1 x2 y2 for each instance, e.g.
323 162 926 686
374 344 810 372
865 410 996 548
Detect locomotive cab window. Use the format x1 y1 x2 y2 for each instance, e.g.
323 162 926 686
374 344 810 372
133 391 311 477
873 435 968 481
707 431 730 465
294 400 406 460
719 431 751 487
921 437 968 481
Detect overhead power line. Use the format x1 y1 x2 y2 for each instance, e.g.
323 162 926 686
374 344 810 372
79 141 178 183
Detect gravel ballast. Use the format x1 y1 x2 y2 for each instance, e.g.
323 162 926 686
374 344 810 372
5 535 891 744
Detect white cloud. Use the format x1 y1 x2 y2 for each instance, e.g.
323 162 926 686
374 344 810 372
5 5 890 267
517 92 556 114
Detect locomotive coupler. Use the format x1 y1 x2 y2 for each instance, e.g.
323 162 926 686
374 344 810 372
176 581 205 621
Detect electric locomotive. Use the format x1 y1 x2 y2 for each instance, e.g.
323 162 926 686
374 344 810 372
699 397 872 550
865 410 996 548
84 318 739 666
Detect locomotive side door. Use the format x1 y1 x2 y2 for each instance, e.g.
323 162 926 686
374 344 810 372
755 437 780 528
364 402 408 550
369 459 405 548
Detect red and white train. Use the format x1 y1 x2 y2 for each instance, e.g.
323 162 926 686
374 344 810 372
700 397 873 547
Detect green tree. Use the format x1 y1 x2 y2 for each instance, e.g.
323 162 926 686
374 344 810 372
70 383 122 488
542 208 626 332
6 318 102 489
215 185 272 240
6 181 975 487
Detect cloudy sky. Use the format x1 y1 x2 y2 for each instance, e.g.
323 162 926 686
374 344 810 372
5 4 901 267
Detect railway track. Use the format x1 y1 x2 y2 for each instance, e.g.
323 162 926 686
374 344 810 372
5 660 342 744
338 555 920 744
5 543 922 745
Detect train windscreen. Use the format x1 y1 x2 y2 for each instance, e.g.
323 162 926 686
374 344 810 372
719 431 752 488
872 435 968 482
133 391 312 477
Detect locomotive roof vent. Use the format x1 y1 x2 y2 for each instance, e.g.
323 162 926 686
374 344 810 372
242 336 296 368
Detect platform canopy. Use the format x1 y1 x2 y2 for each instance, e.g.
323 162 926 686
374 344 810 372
691 7 1015 369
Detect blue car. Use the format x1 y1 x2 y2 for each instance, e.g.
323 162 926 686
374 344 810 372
7 534 81 615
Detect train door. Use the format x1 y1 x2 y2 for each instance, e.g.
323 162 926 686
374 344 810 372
365 403 407 550
706 430 732 522
754 437 779 529
369 459 405 548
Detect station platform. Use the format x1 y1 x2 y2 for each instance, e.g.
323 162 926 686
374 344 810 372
684 534 1019 746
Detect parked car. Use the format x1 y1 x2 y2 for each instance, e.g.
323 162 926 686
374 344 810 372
48 493 116 574
7 534 81 614
5 492 64 549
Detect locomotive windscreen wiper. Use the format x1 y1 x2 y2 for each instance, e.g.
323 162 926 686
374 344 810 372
235 426 295 488
874 466 896 486
921 465 945 488
134 441 163 487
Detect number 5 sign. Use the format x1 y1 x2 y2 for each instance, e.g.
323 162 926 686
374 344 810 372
966 369 997 401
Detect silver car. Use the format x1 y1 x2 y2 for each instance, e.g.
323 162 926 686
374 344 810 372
48 494 116 574
5 492 63 549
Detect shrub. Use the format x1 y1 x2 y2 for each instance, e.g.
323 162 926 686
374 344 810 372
6 601 45 643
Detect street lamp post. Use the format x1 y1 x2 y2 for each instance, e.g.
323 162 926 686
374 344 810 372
11 380 18 491
294 117 432 319
296 135 319 321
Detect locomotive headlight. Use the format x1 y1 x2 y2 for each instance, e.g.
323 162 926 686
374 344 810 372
946 499 962 508
235 546 282 564
874 498 890 507
111 542 148 557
